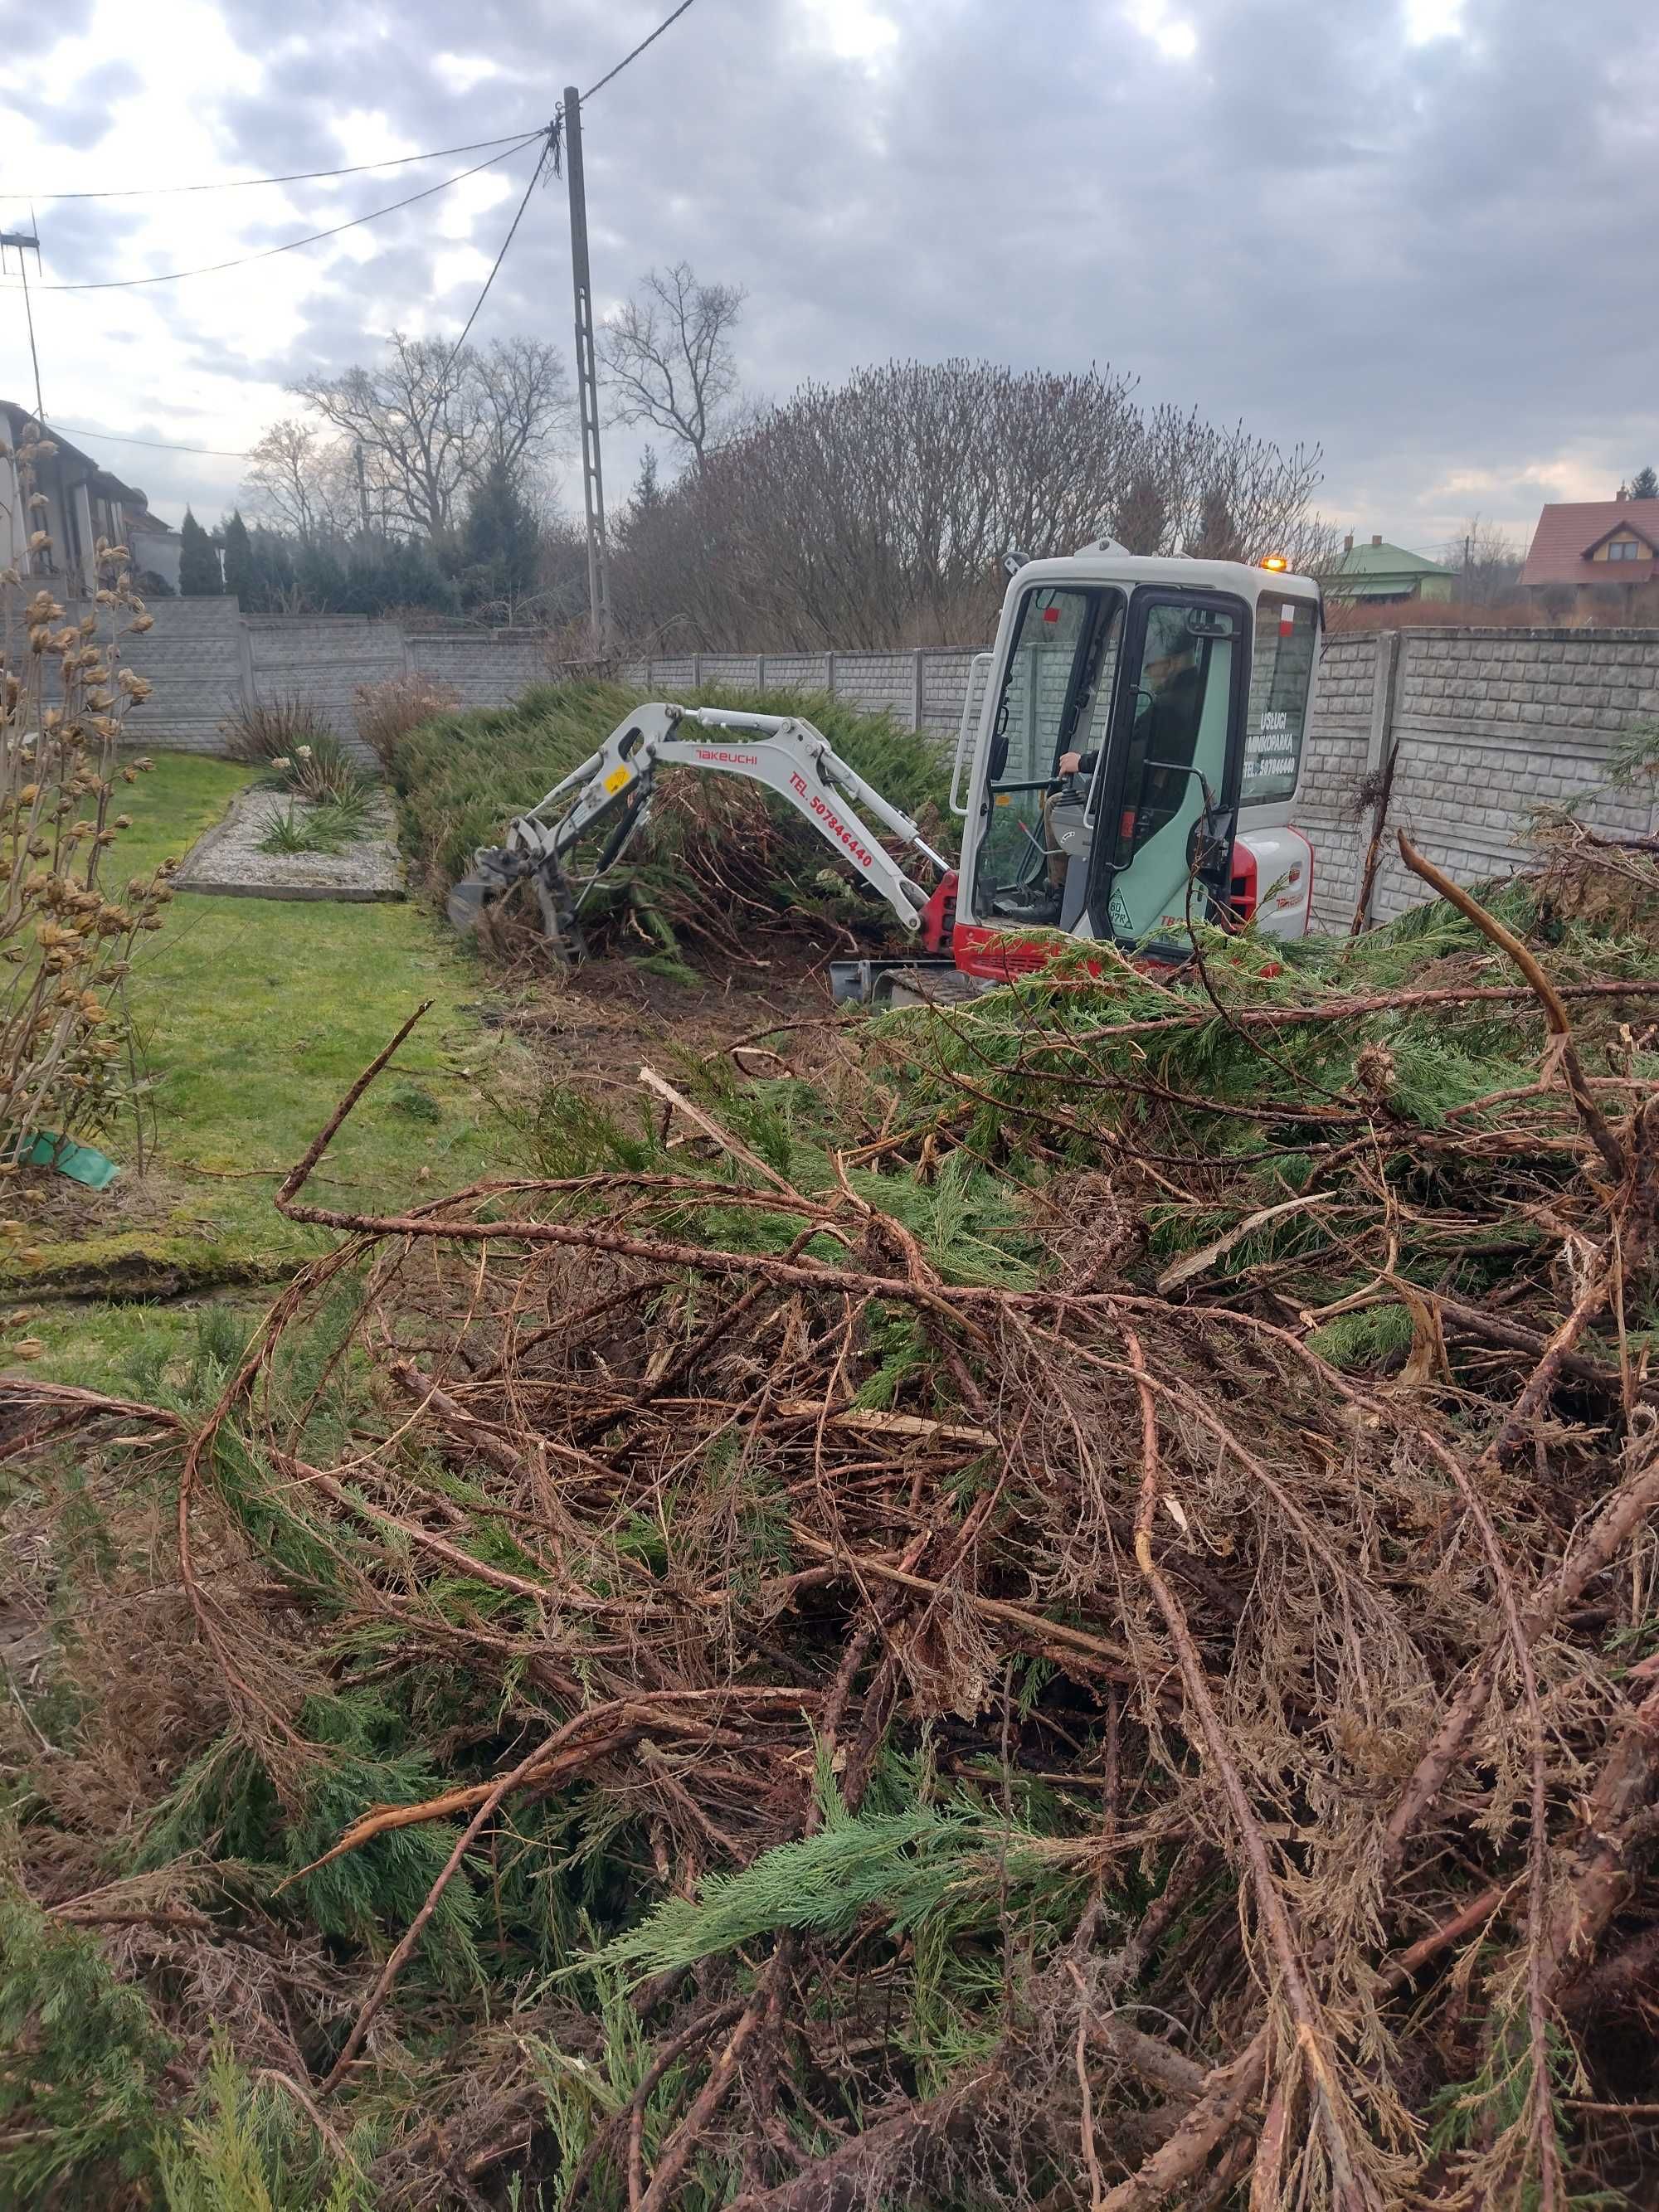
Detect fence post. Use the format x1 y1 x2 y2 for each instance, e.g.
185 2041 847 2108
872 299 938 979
912 649 925 732
236 613 255 722
645 656 654 693
757 653 766 693
692 651 703 690
1350 630 1404 934
825 650 836 700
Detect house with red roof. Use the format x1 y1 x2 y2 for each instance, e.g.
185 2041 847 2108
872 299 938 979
1521 492 1659 620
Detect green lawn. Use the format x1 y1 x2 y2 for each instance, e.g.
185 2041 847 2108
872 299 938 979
14 753 523 1388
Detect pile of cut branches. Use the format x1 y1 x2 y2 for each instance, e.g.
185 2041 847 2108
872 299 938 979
6 825 1659 2210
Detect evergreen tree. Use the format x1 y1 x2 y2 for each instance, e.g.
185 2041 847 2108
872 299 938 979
1629 465 1659 500
1190 489 1241 560
380 537 459 615
632 445 663 515
1112 471 1170 557
178 508 221 596
220 509 252 606
294 541 348 611
460 457 541 610
247 527 295 611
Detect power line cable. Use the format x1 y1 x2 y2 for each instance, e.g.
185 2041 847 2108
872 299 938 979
12 0 699 209
7 130 541 204
48 424 251 459
583 0 700 97
16 132 554 475
3 15 695 455
1 134 545 294
45 136 554 462
431 133 554 395
6 3 696 212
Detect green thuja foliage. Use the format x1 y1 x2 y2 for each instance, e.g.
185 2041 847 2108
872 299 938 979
533 1059 1030 1293
592 1744 1070 1984
179 509 222 597
851 1302 932 1410
534 1085 666 1177
1425 2007 1575 2200
392 680 952 928
1308 1302 1418 1371
139 1695 484 2000
156 2041 365 2212
0 1879 173 2205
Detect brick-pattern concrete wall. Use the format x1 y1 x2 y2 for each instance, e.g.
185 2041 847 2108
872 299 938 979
1362 630 1659 922
246 617 405 766
406 631 550 707
51 597 557 762
247 618 402 708
1295 629 1659 928
1290 634 1381 926
54 596 246 750
624 649 927 727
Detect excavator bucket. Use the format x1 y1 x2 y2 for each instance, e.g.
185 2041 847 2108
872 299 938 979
448 842 587 961
446 873 494 932
446 847 523 933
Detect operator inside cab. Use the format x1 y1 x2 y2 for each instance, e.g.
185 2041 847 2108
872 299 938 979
1041 628 1203 914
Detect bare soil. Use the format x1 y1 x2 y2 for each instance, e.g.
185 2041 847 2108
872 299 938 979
480 933 861 1098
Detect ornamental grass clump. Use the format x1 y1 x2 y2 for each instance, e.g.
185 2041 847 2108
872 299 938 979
0 422 173 1164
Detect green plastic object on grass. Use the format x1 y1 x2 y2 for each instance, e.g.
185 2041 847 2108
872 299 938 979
5 1131 121 1189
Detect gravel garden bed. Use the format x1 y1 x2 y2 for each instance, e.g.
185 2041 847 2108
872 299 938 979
175 784 403 901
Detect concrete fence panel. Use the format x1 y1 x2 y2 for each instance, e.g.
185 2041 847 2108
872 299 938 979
56 596 246 752
406 631 551 709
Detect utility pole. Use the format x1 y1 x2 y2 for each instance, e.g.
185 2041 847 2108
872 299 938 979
355 443 372 538
563 86 614 656
0 226 46 421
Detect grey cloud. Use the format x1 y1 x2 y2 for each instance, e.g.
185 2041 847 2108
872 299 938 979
18 59 144 149
1 0 96 61
15 0 1659 541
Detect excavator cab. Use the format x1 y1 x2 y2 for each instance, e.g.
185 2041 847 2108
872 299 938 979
951 550 1320 977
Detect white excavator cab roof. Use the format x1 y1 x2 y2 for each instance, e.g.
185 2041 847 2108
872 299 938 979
1005 543 1322 605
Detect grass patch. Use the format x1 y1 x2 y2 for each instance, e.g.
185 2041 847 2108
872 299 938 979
8 752 523 1385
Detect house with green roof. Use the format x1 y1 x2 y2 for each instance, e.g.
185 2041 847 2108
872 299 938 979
1328 532 1456 605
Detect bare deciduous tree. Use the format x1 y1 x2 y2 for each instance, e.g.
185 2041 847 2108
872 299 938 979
1441 514 1525 605
611 359 1332 649
1112 470 1170 554
290 333 573 539
241 419 356 542
599 262 746 471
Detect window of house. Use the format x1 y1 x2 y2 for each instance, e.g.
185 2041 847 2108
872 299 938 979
1605 537 1643 562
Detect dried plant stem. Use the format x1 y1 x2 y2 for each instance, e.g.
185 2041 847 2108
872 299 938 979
1124 1327 1373 2212
1397 832 1626 1180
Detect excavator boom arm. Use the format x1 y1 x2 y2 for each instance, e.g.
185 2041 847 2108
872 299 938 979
455 702 945 942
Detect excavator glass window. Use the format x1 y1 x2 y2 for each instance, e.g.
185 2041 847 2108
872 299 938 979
1242 597 1317 807
971 584 1124 927
1085 591 1248 950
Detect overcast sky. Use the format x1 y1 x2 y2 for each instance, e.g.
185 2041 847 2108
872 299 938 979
3 0 1654 560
